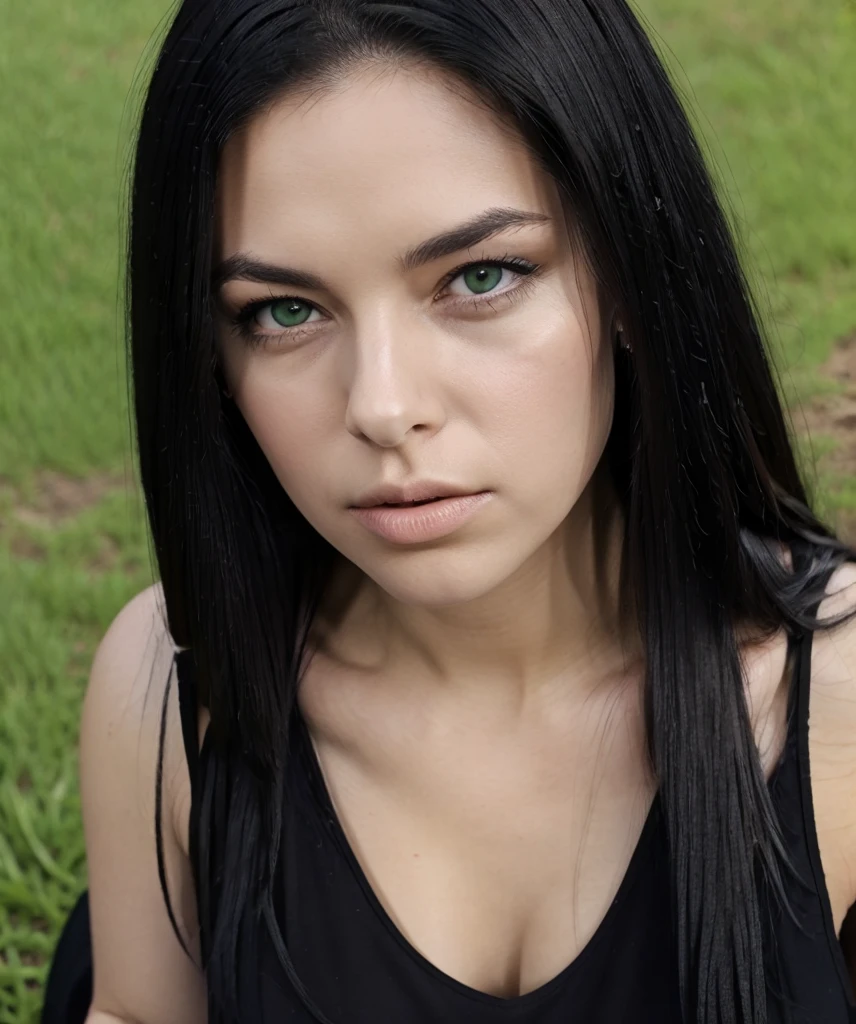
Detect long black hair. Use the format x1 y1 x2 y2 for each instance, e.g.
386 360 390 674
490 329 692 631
126 1 856 1022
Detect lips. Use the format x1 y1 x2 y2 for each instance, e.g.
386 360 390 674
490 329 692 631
352 481 475 508
348 491 493 543
380 498 441 507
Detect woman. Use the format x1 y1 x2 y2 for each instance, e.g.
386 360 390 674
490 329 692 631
41 1 856 1022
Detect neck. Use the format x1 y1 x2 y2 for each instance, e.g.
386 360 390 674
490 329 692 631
312 461 641 714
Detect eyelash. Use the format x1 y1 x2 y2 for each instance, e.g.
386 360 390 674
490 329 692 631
226 254 542 349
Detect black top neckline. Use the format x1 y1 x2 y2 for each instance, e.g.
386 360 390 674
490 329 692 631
289 640 799 1009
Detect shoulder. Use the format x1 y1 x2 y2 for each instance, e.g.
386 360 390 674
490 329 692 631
805 559 856 919
811 559 856 696
80 584 208 1016
89 581 173 680
809 559 856 783
83 582 179 760
81 582 188 844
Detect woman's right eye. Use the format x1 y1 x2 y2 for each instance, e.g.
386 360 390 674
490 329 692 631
250 298 322 331
229 296 325 347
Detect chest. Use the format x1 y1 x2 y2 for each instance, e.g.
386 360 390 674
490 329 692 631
301 687 658 1000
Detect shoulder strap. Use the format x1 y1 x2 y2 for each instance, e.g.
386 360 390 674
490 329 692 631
174 649 200 788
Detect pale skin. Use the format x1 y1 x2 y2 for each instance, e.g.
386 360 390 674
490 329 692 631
82 63 856 1022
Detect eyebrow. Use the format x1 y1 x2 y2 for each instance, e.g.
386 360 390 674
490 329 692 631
211 207 551 292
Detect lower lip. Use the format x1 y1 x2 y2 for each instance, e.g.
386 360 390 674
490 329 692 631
348 492 493 544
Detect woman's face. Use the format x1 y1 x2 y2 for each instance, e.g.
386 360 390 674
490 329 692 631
214 64 617 610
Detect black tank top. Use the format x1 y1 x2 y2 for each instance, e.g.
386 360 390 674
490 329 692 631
175 608 856 1022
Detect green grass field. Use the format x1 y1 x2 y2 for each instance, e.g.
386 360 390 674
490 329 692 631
1 0 855 1019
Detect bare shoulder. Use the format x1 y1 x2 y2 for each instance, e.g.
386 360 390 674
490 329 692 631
809 558 856 791
82 582 180 800
89 585 172 671
80 583 207 1020
87 581 174 697
82 580 194 843
805 559 856 930
811 559 856 696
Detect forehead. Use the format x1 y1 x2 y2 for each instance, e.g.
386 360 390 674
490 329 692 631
214 65 559 259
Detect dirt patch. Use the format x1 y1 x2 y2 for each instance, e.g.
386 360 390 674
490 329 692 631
795 334 856 477
795 334 856 546
10 469 134 530
1 470 142 567
83 534 123 573
8 534 48 560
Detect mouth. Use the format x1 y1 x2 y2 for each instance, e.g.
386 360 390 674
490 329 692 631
375 497 445 508
348 491 493 542
350 484 487 509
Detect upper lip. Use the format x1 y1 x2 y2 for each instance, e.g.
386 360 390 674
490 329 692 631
350 481 482 508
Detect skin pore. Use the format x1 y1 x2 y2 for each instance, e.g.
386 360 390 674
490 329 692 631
210 62 806 998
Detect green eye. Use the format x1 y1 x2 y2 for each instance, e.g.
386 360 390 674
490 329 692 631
269 299 313 327
462 265 504 294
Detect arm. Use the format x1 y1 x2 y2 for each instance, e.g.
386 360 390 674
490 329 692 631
80 585 207 1024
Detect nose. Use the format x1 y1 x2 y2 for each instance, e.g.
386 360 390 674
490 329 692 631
342 313 446 448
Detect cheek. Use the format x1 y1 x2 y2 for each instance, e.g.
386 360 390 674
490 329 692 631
223 305 615 522
481 322 615 506
232 373 328 501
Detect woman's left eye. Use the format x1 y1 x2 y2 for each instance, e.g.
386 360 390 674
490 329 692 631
443 258 539 301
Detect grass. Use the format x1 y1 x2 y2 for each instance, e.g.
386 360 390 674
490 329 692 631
0 0 854 1019
637 0 856 391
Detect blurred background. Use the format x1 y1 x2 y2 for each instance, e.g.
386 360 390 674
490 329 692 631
0 0 854 1019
